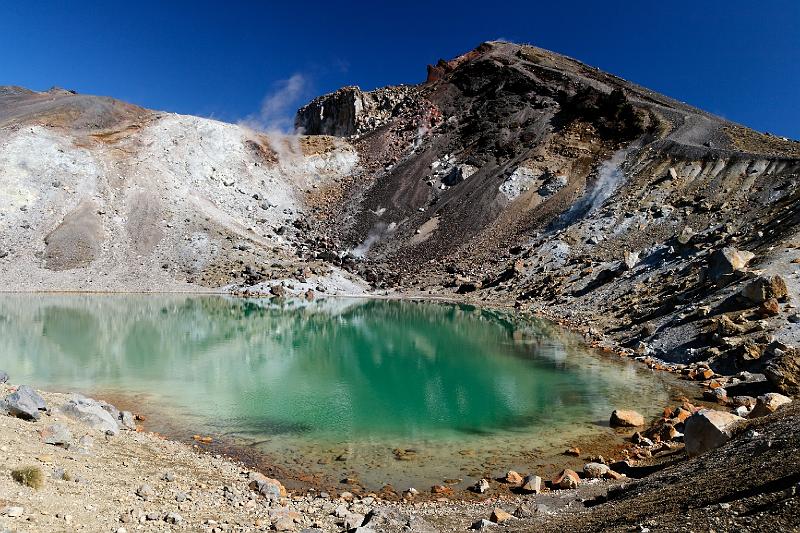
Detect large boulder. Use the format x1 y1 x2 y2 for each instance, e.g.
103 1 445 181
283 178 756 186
708 248 755 281
764 349 800 395
748 393 792 419
741 275 788 304
684 409 744 457
583 462 610 479
520 474 541 494
3 385 47 421
610 409 645 427
59 397 119 435
248 472 286 501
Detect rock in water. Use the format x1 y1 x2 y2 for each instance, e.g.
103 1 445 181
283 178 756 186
4 385 47 421
552 469 580 489
684 409 744 457
708 248 755 281
610 409 645 427
741 275 788 304
0 370 8 383
59 397 120 435
520 474 541 494
748 393 792 419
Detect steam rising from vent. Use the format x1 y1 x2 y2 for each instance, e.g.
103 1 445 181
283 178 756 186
239 73 309 165
555 148 631 228
351 222 396 258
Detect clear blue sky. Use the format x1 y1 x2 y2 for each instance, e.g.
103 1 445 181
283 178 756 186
2 1 798 138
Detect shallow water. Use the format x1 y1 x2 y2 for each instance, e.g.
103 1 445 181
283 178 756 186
0 294 669 490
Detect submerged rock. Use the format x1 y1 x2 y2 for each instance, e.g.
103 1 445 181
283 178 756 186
684 409 744 457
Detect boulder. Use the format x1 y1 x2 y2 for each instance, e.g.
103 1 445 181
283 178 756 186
748 393 792 419
4 385 47 421
490 508 513 524
0 371 8 383
741 275 788 304
583 462 610 479
502 470 523 484
552 469 580 489
708 248 755 281
520 474 541 494
59 397 119 435
764 350 800 395
471 519 496 529
120 411 136 430
40 423 72 448
610 409 645 427
470 478 490 494
684 409 744 457
248 472 287 501
622 250 639 271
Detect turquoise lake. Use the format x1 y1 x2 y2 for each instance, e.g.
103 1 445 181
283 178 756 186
0 295 670 490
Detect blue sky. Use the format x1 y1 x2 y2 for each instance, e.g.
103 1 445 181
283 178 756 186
1 1 798 138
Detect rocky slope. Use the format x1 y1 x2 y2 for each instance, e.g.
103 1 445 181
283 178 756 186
2 41 800 530
295 41 800 385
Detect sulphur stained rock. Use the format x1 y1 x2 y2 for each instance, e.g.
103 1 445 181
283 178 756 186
490 508 513 524
764 349 800 395
684 409 744 457
552 469 580 489
748 393 792 419
708 247 755 281
610 409 645 427
502 470 523 484
741 275 788 304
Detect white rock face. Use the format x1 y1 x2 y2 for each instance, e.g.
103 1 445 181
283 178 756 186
499 165 542 200
0 111 358 291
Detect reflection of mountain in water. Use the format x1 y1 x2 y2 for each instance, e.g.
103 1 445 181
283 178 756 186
0 295 663 440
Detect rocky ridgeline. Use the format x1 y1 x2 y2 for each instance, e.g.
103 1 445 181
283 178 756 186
295 85 422 137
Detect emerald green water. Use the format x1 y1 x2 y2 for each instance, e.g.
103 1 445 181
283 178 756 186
0 295 669 490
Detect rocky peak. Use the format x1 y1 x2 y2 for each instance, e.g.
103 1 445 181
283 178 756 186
294 84 420 137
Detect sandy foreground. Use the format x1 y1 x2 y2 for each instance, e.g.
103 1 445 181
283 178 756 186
0 382 621 533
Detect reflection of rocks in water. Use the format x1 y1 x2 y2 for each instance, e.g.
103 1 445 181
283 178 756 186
0 294 670 491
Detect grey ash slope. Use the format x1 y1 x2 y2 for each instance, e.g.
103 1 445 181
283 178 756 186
296 40 800 369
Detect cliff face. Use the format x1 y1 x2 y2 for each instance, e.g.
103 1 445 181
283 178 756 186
295 85 420 137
